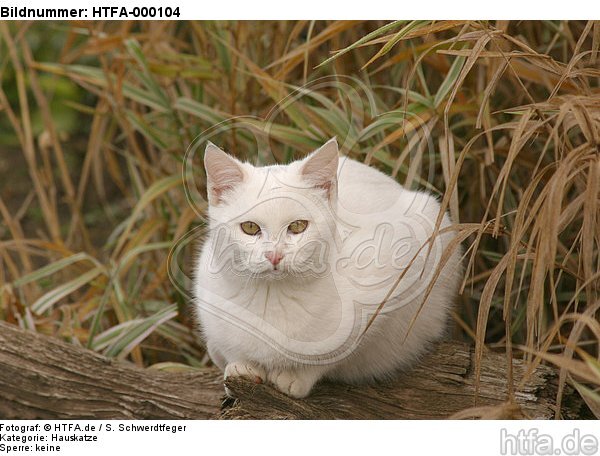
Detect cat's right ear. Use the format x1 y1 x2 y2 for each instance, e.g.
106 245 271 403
301 137 339 200
204 142 245 206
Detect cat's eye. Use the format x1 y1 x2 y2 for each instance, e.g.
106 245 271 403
240 221 261 236
288 220 308 234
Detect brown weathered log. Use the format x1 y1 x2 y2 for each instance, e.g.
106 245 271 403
222 341 587 419
0 321 224 419
0 321 587 419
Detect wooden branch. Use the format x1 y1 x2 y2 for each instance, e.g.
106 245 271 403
0 321 224 419
0 321 587 419
223 342 587 419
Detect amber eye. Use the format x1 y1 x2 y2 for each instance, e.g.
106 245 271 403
240 221 261 236
288 220 308 234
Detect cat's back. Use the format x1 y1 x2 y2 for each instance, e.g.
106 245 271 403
337 157 424 216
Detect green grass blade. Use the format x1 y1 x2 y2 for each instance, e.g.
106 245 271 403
31 267 103 314
433 51 467 108
173 97 227 124
113 174 183 257
317 21 408 68
125 111 169 150
125 39 170 110
103 304 178 359
13 252 103 287
362 21 430 68
89 319 142 351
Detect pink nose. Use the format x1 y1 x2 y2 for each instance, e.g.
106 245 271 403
265 251 283 266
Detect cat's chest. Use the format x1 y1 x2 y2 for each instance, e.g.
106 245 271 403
216 277 342 339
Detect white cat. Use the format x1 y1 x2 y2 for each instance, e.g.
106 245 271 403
194 138 463 398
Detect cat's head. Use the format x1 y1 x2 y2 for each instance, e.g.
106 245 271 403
203 139 339 280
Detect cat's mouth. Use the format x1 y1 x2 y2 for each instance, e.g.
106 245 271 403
258 264 289 279
267 265 284 275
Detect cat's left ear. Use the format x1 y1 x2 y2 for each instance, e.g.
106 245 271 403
301 138 339 200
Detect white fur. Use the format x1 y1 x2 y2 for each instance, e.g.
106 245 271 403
194 139 463 398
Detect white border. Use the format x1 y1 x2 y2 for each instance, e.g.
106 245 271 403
0 0 598 19
0 420 599 456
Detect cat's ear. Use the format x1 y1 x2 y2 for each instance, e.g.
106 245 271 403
204 142 245 205
301 138 339 199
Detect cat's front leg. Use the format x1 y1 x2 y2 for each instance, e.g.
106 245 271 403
207 345 227 371
268 367 324 399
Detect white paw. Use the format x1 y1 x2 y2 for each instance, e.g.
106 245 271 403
269 370 315 398
224 362 266 384
223 362 266 398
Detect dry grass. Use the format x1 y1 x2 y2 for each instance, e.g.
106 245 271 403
0 20 598 417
